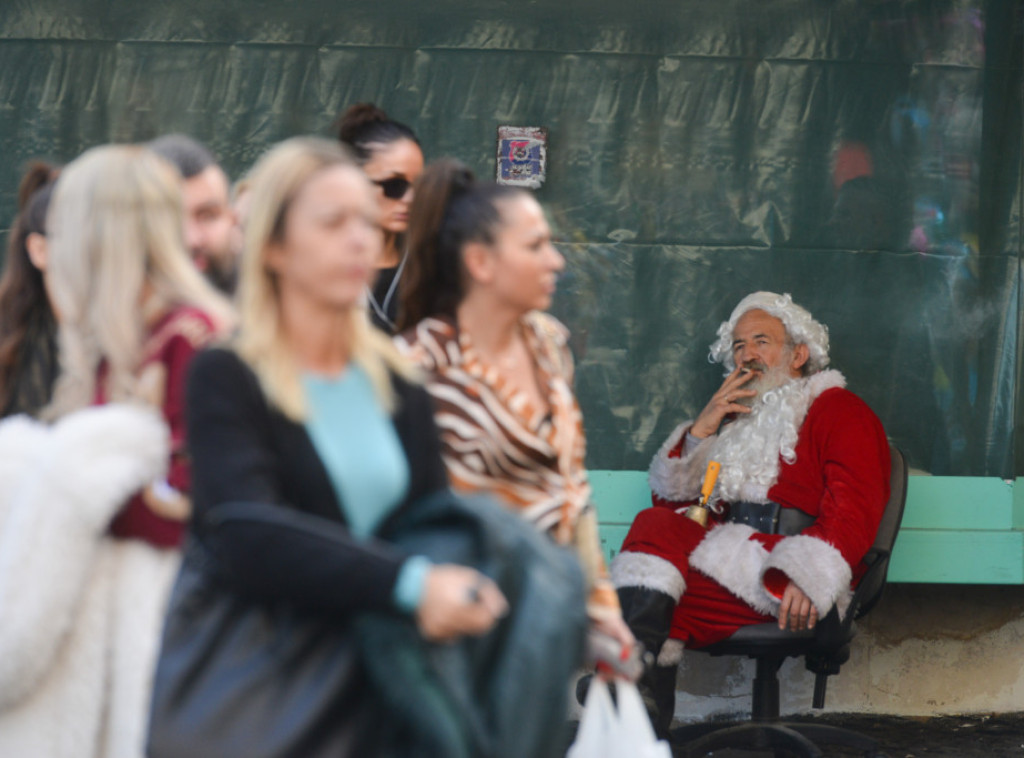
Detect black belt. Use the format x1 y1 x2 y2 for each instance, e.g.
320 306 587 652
726 501 815 536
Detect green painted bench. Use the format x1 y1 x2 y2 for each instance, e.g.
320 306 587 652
589 471 1024 584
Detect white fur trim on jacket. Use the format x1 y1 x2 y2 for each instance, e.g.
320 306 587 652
804 369 846 401
760 535 853 618
691 523 777 615
648 370 847 504
0 404 169 712
647 421 717 502
610 551 686 602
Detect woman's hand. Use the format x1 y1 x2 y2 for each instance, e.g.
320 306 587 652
592 612 636 651
589 612 641 681
416 565 508 642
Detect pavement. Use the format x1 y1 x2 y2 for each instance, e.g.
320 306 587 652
668 712 1024 757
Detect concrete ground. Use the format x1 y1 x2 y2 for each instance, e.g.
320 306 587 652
669 712 1024 757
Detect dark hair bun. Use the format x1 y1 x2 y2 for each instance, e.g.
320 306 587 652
337 102 391 145
334 102 420 160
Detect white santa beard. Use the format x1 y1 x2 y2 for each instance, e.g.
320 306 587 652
734 362 792 407
708 374 814 503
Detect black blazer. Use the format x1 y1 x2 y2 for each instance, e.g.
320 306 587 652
185 346 448 618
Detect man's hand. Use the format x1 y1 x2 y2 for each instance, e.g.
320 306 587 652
690 366 758 438
778 581 818 632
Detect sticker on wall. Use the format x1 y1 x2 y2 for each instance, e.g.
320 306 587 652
496 126 547 188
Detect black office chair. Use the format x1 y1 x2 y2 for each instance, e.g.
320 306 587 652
672 443 908 758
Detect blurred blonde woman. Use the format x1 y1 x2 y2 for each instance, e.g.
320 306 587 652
147 137 509 757
48 143 233 544
0 144 231 758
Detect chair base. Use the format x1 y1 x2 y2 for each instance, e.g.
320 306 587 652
671 719 888 758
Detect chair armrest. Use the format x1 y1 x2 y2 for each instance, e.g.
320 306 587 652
808 548 889 654
851 547 891 619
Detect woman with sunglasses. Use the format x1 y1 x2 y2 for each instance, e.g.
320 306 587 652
337 103 424 333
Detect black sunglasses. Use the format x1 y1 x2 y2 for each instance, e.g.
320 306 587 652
373 176 412 200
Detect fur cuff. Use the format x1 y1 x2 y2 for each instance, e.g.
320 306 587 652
760 535 853 618
657 638 685 666
648 421 716 502
691 523 777 615
610 552 686 602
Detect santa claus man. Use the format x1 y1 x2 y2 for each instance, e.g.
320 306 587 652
611 291 890 735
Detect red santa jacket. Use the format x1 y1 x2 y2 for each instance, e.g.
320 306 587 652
644 370 890 618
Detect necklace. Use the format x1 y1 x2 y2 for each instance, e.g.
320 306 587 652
366 251 407 331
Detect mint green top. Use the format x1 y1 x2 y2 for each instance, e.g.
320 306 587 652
302 365 427 612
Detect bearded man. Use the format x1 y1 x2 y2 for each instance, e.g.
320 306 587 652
149 134 238 295
611 291 890 735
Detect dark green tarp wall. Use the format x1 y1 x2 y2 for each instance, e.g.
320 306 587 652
1 0 1021 476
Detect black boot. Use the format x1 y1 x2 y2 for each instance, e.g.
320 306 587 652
641 663 678 740
617 586 679 739
617 586 677 658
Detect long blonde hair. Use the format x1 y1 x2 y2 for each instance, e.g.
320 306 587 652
237 136 415 421
45 144 234 417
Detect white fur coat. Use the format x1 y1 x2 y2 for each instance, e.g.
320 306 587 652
0 405 179 758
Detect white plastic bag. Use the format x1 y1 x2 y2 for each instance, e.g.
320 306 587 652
568 678 672 758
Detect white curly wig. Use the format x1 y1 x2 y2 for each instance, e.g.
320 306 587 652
708 291 830 374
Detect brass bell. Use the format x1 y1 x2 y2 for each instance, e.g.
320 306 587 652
685 460 721 528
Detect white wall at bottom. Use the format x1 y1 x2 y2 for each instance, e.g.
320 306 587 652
673 584 1024 721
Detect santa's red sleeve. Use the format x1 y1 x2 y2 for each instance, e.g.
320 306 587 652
756 389 890 616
